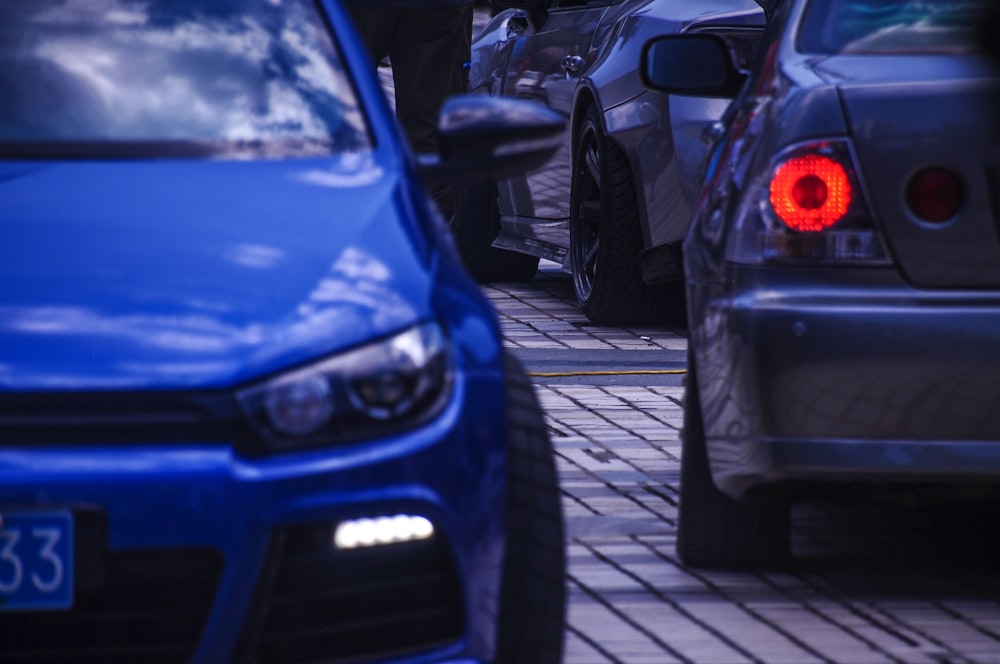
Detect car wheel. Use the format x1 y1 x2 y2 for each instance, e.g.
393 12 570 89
570 105 666 324
677 354 792 568
495 353 566 663
453 181 539 283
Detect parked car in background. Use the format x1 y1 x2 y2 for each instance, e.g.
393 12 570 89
0 0 567 661
456 0 764 324
644 0 1000 568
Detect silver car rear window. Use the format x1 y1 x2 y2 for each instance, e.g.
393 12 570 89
799 0 985 54
0 0 371 158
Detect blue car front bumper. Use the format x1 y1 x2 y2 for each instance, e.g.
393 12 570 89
0 371 506 664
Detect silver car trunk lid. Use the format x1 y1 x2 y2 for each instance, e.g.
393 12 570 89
816 55 1000 288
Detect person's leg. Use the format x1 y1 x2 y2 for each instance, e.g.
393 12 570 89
388 6 472 155
451 4 474 97
389 6 472 223
344 5 398 66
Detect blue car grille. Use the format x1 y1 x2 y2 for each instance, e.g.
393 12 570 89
0 392 262 450
242 523 465 663
0 548 223 663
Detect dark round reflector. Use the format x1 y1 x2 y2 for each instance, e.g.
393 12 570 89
906 167 962 222
792 174 828 210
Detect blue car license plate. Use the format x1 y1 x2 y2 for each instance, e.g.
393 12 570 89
0 511 73 611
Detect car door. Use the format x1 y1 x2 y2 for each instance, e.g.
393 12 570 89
497 0 620 249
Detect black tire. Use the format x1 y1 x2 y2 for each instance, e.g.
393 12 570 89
569 105 668 324
677 354 792 568
495 354 566 663
453 181 539 283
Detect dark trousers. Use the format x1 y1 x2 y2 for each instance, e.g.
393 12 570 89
348 5 473 155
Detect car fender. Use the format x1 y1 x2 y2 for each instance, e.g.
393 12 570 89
569 9 693 256
584 2 763 255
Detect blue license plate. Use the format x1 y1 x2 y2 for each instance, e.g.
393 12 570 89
0 511 74 611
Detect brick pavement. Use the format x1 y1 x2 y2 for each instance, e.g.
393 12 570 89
486 262 1000 664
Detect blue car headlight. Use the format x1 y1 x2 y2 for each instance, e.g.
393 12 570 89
237 321 453 450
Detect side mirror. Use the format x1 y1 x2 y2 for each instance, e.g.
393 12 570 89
418 95 565 189
641 34 744 98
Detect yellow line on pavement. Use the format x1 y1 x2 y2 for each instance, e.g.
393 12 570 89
528 369 686 377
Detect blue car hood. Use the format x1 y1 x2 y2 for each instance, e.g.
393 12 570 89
0 156 435 390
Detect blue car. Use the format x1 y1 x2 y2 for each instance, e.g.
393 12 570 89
0 1 566 661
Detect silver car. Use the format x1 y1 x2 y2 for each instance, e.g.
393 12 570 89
645 0 1000 568
455 0 763 324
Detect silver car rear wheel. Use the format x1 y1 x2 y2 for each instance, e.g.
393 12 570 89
569 105 667 324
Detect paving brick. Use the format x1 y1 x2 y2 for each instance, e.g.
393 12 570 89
477 253 1000 663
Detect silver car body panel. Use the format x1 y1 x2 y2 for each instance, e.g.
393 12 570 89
685 0 1000 498
694 267 1000 497
818 56 1000 288
468 0 764 272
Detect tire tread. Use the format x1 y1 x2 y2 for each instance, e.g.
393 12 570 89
572 106 673 324
495 354 566 663
677 357 792 569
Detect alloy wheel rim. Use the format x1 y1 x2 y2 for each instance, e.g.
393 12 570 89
572 124 602 303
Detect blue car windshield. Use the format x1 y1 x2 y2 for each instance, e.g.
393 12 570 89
0 0 371 158
799 0 985 54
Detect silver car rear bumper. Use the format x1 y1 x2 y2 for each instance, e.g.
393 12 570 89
693 272 1000 497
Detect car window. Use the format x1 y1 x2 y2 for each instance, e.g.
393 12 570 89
0 0 371 159
798 0 984 54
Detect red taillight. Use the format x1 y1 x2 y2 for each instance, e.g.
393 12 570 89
769 155 851 232
906 167 962 222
